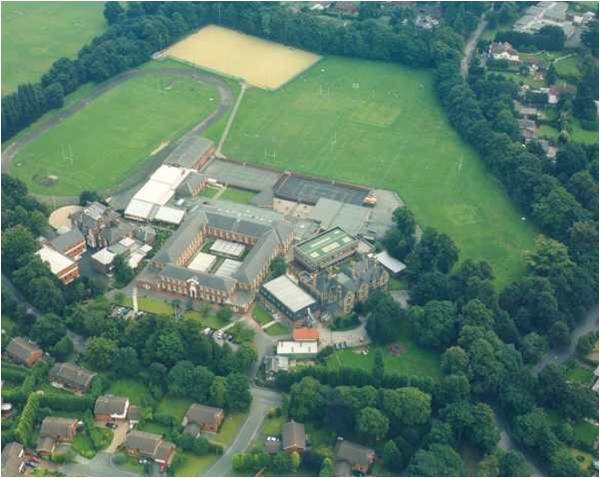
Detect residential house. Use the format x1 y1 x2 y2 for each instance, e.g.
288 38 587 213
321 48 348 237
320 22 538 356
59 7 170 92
49 228 86 260
282 420 306 453
36 417 78 456
124 430 176 466
48 362 97 393
334 438 376 476
1 442 25 476
489 42 520 63
182 404 225 435
548 85 560 104
6 337 43 367
95 395 130 421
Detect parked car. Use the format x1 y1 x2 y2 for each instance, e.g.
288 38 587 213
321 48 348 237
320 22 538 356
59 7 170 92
25 462 38 469
106 421 117 429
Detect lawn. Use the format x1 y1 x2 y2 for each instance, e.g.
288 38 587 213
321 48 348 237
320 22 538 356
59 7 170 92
554 56 580 80
200 186 221 199
572 420 599 449
537 124 561 140
327 315 440 378
1 2 105 95
11 73 219 196
174 451 219 477
571 119 599 145
260 415 285 437
264 322 290 336
213 413 248 446
72 427 113 458
115 294 226 329
252 304 273 326
219 187 256 204
224 56 537 286
156 396 193 422
570 447 594 472
106 379 150 406
138 421 171 436
565 361 595 384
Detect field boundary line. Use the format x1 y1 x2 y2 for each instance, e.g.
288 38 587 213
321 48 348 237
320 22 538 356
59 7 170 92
216 82 247 157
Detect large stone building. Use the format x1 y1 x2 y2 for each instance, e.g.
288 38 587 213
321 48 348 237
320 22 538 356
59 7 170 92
138 206 294 312
71 201 133 249
299 254 389 317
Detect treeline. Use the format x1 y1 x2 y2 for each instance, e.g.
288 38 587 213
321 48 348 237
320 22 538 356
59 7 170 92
496 25 566 52
1 175 106 316
66 298 254 412
2 1 435 142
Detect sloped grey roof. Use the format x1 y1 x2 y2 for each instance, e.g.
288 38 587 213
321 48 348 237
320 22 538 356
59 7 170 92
6 337 41 363
1 442 23 476
334 440 374 467
94 395 128 416
177 172 207 196
282 421 306 451
183 423 201 437
39 417 78 439
50 228 85 254
184 404 223 427
155 441 176 462
165 135 213 169
205 212 272 238
49 362 96 390
36 436 56 454
235 230 279 284
125 430 161 456
160 265 236 292
154 211 207 264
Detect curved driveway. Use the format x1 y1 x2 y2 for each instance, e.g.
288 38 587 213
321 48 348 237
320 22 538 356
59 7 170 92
1 67 235 197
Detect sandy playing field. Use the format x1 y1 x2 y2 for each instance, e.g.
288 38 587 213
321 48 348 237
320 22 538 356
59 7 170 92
48 205 82 230
165 25 321 89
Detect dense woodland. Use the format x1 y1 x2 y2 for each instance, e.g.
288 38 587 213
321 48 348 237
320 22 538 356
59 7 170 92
1 2 599 476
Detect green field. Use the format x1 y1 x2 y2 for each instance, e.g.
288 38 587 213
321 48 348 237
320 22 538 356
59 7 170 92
264 322 291 336
106 379 150 406
224 57 537 285
11 74 218 196
219 187 256 204
1 2 105 95
156 396 193 422
252 304 273 326
554 56 580 79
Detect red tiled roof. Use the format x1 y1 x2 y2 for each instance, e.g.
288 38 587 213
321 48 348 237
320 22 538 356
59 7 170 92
293 328 319 341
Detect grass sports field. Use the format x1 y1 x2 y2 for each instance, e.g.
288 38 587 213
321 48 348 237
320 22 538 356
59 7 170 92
165 25 321 89
1 2 105 95
11 74 218 196
224 57 538 285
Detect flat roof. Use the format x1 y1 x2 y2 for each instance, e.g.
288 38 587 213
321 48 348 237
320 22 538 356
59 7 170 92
187 252 216 273
375 250 406 274
154 206 185 225
210 239 245 258
91 247 116 265
125 199 155 220
296 227 355 260
262 275 316 313
214 258 243 278
128 252 146 269
309 198 371 237
150 164 190 187
36 245 74 274
277 340 318 355
133 180 175 206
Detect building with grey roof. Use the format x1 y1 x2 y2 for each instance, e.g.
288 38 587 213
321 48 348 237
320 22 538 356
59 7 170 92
182 404 224 434
261 275 316 321
299 254 389 317
309 198 372 237
94 395 130 420
282 421 306 453
139 200 294 312
49 228 86 259
176 172 208 197
164 135 214 170
124 430 176 465
49 362 97 393
1 442 25 476
5 337 43 367
36 417 78 456
334 438 376 475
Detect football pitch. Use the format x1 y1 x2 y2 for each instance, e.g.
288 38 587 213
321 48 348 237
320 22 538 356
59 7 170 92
1 1 105 95
10 74 219 196
223 56 538 286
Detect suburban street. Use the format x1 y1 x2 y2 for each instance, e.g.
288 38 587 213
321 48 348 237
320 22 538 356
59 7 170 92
202 386 281 477
62 452 139 477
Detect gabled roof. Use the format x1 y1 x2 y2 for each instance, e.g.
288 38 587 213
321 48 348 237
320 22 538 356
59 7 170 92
125 430 162 456
39 417 78 439
6 337 42 363
1 442 24 476
177 172 207 196
49 362 96 390
235 230 279 284
165 135 214 169
94 395 129 416
50 228 85 254
282 420 306 451
36 436 56 454
334 439 374 467
160 264 237 292
184 404 224 427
